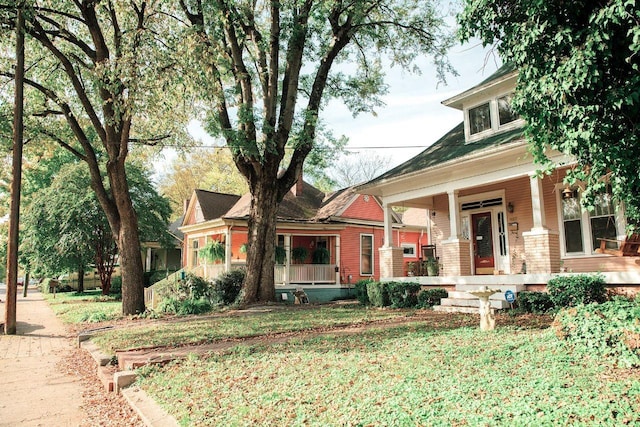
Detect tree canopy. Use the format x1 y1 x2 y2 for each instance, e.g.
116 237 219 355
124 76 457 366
0 1 192 313
178 0 455 303
458 0 640 226
21 160 172 294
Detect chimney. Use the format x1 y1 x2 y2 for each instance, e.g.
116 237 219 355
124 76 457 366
291 169 303 197
183 198 189 215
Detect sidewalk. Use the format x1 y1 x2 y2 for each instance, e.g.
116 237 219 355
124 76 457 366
0 287 87 426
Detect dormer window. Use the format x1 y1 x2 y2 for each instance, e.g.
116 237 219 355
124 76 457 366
498 94 518 126
465 92 522 142
469 103 491 135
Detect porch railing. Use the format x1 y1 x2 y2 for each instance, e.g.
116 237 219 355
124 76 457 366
275 264 337 284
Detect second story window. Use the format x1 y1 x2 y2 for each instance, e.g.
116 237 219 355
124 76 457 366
498 94 518 125
469 103 491 135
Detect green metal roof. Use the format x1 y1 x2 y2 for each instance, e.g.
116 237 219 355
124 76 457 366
363 123 524 186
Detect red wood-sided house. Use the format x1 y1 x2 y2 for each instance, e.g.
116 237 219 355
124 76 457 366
357 64 640 312
179 179 427 302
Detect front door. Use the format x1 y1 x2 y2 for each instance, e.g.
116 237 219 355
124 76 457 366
472 212 495 275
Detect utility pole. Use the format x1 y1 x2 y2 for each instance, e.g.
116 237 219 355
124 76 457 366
5 6 25 335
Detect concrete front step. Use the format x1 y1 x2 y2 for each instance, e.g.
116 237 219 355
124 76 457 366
433 305 480 314
440 297 510 309
454 284 526 293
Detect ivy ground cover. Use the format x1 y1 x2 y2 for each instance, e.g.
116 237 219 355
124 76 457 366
137 324 639 426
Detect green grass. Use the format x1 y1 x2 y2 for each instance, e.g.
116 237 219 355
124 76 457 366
137 324 640 426
44 290 122 323
91 306 420 353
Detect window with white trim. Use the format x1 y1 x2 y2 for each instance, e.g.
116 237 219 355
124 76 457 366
465 93 522 140
191 239 199 267
560 186 619 254
401 243 416 258
360 234 374 275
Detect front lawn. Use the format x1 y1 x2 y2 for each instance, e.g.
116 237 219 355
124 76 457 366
44 290 122 323
91 306 436 354
137 323 640 426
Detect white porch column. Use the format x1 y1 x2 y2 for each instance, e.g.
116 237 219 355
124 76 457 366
284 234 291 285
447 190 461 239
383 204 394 247
225 230 232 272
529 174 547 231
334 235 341 285
145 247 152 272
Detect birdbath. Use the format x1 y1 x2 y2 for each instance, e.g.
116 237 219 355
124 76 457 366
468 286 499 331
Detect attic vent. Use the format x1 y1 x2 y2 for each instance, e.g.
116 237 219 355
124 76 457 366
461 197 503 211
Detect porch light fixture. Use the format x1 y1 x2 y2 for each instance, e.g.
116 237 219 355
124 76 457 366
507 202 514 213
562 186 575 200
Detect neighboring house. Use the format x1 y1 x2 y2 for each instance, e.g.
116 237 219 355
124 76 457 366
140 216 184 282
179 181 427 302
357 63 639 309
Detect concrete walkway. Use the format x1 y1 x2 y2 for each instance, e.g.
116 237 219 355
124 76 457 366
0 286 86 426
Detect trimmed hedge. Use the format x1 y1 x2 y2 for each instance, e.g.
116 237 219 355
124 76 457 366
366 281 390 307
547 274 608 307
517 291 554 314
212 269 245 305
418 288 448 308
354 280 371 306
387 282 421 308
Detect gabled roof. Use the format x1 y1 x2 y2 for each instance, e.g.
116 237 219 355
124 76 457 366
224 181 326 221
169 216 185 242
190 189 242 223
360 123 524 188
442 63 517 110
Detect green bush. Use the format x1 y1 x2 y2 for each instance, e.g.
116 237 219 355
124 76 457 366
181 273 213 301
212 269 246 305
554 298 640 368
157 296 212 315
387 282 421 308
517 291 555 313
366 281 389 307
418 288 448 308
110 276 122 295
547 274 608 307
354 280 371 305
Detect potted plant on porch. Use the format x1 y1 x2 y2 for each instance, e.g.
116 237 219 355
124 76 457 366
291 247 309 264
199 241 225 263
312 247 330 264
425 257 439 276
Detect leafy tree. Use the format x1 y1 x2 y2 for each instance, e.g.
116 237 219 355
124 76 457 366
0 1 191 313
178 0 455 303
458 0 640 226
158 148 249 218
21 161 172 295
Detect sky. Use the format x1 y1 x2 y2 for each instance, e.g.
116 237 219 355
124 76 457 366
154 41 502 180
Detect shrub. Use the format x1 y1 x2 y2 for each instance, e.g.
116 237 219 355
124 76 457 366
387 282 421 308
110 277 122 295
212 269 246 305
418 288 448 308
554 298 640 367
547 274 608 307
354 280 371 305
180 273 213 301
517 291 555 313
366 281 389 307
157 296 212 315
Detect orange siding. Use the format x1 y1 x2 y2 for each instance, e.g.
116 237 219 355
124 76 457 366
342 195 384 221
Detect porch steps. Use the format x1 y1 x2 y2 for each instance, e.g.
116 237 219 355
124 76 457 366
434 284 525 313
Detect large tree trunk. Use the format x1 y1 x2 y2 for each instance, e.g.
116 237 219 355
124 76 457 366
242 178 281 304
108 161 146 314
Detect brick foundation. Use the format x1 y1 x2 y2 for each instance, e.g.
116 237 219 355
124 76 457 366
523 230 560 274
441 239 472 276
379 247 404 279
